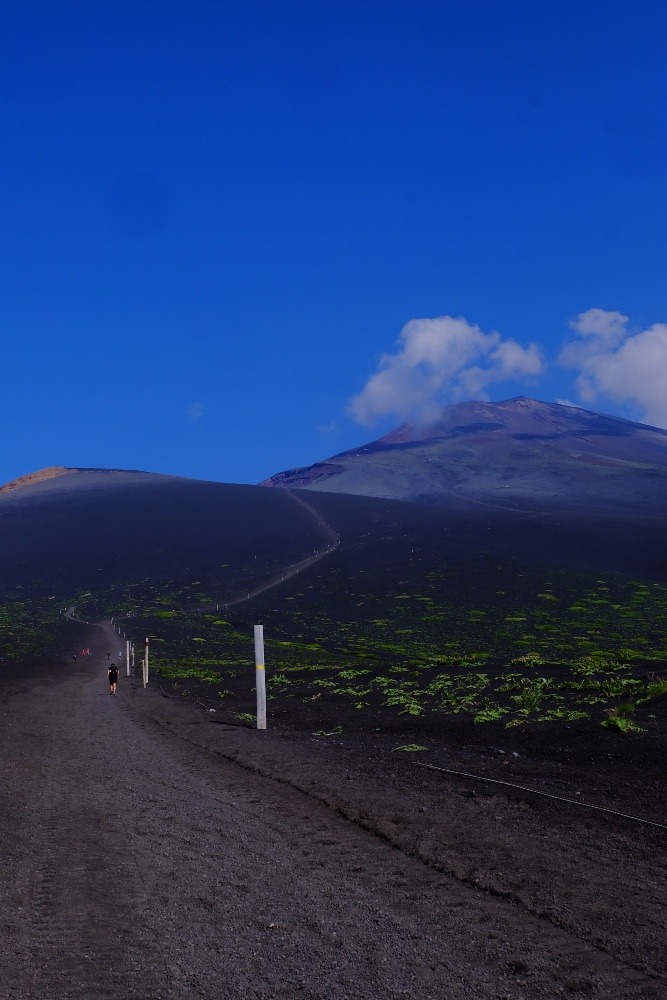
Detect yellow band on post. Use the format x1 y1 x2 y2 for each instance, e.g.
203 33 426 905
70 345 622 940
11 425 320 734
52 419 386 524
256 664 265 670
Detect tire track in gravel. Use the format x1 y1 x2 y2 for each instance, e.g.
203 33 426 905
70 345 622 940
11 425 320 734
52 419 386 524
3 678 166 999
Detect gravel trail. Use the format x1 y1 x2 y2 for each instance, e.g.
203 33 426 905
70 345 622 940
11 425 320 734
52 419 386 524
0 623 664 999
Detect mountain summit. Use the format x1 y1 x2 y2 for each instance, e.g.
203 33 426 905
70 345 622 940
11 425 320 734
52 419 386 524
262 397 667 509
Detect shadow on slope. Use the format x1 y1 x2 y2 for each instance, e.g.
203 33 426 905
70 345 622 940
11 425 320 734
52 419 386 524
0 470 327 601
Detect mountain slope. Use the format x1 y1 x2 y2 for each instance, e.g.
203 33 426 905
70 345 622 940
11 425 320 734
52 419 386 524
2 457 665 622
0 468 328 596
3 462 667 694
262 397 667 510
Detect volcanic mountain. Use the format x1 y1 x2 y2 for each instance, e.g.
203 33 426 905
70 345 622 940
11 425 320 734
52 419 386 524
262 397 667 512
3 396 667 621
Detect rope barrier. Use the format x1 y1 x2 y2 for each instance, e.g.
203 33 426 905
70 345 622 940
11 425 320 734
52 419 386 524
413 761 667 831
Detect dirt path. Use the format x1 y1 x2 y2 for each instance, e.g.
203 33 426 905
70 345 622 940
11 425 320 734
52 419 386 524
220 491 340 610
162 491 340 617
1 621 665 998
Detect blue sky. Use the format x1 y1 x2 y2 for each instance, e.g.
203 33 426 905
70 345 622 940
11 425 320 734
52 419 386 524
2 1 667 485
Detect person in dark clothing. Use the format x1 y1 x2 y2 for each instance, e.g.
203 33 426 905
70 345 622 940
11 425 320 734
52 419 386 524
106 650 110 659
108 662 119 696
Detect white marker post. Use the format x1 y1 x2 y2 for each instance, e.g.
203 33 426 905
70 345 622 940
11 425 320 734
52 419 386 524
254 625 266 730
143 637 149 688
126 638 131 677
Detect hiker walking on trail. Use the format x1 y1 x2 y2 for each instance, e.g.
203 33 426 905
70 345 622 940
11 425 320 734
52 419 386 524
108 662 119 696
106 650 110 659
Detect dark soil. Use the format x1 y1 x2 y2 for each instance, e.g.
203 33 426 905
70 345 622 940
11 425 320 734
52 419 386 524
1 618 665 999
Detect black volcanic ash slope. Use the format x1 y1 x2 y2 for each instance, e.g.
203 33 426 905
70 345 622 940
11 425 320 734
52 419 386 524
2 455 666 636
0 468 327 600
262 397 667 511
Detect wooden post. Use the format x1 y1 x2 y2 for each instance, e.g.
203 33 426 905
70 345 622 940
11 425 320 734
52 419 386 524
254 625 266 730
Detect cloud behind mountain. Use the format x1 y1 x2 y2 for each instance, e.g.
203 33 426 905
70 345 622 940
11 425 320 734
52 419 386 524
559 309 667 427
347 309 667 433
347 316 543 426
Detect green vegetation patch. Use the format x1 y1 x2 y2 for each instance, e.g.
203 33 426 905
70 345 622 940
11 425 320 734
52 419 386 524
15 560 664 737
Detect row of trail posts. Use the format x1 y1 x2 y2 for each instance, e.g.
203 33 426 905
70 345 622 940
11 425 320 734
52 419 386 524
109 620 146 687
110 618 267 730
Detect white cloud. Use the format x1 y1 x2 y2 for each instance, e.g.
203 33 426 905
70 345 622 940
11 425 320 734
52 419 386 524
559 309 667 427
347 315 543 426
569 308 628 343
186 402 206 421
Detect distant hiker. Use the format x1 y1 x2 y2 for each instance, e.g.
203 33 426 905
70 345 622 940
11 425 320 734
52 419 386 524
108 662 119 696
72 654 77 663
106 650 110 659
118 650 122 659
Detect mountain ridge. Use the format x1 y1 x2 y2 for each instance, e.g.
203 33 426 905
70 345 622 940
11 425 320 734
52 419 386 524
262 397 667 508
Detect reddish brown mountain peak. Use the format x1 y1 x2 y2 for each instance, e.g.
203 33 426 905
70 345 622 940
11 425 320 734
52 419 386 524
0 466 73 494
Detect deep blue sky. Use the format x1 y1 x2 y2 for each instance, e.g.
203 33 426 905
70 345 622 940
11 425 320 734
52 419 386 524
3 1 667 485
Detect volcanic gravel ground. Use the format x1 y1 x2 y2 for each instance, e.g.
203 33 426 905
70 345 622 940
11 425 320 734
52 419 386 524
0 622 665 999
